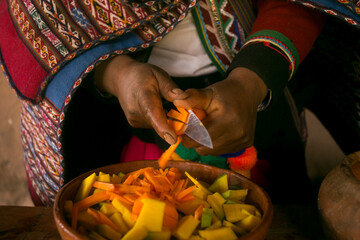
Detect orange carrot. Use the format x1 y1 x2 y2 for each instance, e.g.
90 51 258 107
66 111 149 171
107 191 133 206
71 204 79 229
87 208 119 232
74 190 110 212
177 185 196 200
158 135 182 169
93 181 115 191
113 184 151 194
194 203 205 220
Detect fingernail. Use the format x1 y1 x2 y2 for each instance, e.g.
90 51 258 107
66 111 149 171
164 133 176 145
171 88 183 95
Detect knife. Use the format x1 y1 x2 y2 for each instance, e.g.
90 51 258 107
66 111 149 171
184 109 213 149
164 101 213 149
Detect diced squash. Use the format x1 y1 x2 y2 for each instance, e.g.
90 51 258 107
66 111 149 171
223 204 250 222
111 174 123 184
112 198 135 228
109 212 129 235
185 172 212 197
99 203 118 217
207 192 226 220
98 173 111 183
145 231 171 240
96 224 122 240
237 214 262 232
75 173 97 202
191 188 209 201
176 197 209 215
88 230 107 240
222 220 247 236
221 189 248 202
199 227 238 240
208 174 228 194
135 198 166 232
122 226 148 240
173 215 200 240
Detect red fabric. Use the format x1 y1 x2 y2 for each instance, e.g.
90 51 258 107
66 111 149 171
26 172 44 206
0 0 47 101
251 0 326 62
120 136 163 162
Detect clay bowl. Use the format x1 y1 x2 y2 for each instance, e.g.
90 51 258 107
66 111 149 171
54 160 273 240
318 151 360 239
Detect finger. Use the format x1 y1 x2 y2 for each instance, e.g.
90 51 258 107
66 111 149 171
173 88 213 111
138 90 178 145
150 65 188 101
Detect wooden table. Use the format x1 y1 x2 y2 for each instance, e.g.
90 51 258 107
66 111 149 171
0 204 326 240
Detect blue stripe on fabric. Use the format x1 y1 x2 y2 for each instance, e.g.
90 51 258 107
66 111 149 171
304 0 360 22
45 32 143 109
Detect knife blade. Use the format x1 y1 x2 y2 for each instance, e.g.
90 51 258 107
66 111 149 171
183 109 213 149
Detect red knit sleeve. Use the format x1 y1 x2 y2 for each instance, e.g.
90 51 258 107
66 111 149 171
250 0 326 63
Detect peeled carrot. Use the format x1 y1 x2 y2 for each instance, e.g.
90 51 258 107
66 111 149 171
74 190 110 212
87 208 120 232
177 185 196 200
93 181 115 191
158 135 182 169
194 203 205 220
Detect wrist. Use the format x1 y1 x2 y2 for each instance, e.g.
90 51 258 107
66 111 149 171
227 67 269 109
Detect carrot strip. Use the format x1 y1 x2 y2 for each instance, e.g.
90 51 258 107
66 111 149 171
71 204 79 229
114 184 151 194
158 135 182 169
87 208 120 232
74 190 110 212
123 174 135 185
107 191 133 206
177 185 196 200
93 181 115 191
177 194 195 202
194 203 205 220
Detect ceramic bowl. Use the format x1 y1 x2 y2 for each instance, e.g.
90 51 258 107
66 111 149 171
53 160 273 240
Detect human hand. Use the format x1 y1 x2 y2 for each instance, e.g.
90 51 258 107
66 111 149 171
94 55 187 145
173 67 268 155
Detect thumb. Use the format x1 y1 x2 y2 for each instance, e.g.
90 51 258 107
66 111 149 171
173 88 213 111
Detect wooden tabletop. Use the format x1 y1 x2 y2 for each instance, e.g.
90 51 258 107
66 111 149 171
0 204 326 240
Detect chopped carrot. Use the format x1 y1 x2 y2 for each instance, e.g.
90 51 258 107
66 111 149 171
87 208 119 232
158 135 182 169
194 203 205 220
113 184 151 194
74 190 110 212
177 185 196 200
93 181 115 191
107 191 133 206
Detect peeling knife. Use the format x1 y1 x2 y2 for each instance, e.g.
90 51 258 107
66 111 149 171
184 109 213 149
165 102 213 149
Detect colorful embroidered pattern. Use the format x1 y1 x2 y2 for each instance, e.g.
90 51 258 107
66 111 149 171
244 30 299 79
21 99 62 206
192 0 244 74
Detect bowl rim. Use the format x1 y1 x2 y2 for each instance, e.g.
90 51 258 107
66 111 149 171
53 160 273 240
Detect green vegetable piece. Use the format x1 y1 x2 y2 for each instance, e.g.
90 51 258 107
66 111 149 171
208 174 228 193
201 208 213 228
199 227 238 240
207 192 226 220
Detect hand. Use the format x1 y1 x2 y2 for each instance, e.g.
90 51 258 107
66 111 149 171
173 67 268 155
94 55 187 145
